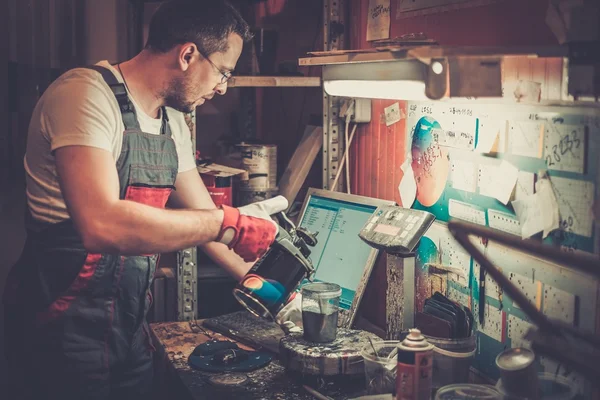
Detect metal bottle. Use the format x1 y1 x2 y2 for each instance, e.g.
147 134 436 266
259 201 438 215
396 328 434 400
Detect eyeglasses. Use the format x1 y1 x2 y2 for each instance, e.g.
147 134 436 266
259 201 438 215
197 47 232 85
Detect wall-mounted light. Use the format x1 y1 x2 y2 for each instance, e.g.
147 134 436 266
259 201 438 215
322 57 448 101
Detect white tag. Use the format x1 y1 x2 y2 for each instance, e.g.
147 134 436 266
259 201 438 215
384 102 402 126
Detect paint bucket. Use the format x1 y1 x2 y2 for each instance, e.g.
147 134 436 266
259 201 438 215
435 384 501 399
424 334 477 392
496 372 576 400
235 143 277 189
236 187 279 207
201 175 232 208
495 348 539 399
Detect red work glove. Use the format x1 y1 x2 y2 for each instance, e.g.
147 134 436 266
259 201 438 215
216 196 288 262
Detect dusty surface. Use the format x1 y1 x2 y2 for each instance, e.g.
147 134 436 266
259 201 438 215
150 320 368 399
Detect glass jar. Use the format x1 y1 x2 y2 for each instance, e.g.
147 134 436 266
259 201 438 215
301 282 342 343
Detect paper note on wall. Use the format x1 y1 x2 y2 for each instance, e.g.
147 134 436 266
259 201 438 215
366 0 391 41
514 171 535 201
544 124 587 174
537 177 561 238
384 102 402 126
436 114 477 138
449 199 486 225
398 158 417 207
450 160 477 193
476 119 506 153
477 160 519 205
431 128 475 150
512 194 544 239
549 176 595 237
507 121 544 158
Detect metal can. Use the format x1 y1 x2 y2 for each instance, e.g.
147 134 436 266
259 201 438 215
396 329 434 400
235 143 277 190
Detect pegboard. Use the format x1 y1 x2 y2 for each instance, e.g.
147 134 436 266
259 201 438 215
473 262 501 301
417 222 597 394
406 101 600 254
472 300 505 342
507 314 534 349
543 284 576 325
507 272 540 311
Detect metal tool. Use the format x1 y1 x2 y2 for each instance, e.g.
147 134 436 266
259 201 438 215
448 220 600 384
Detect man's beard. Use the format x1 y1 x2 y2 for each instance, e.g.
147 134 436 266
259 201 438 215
161 75 196 113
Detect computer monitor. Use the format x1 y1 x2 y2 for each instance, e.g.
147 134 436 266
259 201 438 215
296 188 396 328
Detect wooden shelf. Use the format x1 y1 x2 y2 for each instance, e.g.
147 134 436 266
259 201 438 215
227 76 321 88
299 45 569 66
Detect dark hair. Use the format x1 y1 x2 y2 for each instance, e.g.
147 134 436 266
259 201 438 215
145 0 253 55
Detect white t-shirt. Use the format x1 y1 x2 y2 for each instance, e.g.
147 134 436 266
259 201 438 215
24 61 197 225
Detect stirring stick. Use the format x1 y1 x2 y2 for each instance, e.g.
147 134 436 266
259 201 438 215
368 337 379 358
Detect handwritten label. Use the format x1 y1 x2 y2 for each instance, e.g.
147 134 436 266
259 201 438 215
436 114 477 138
431 128 475 150
507 121 544 158
384 102 402 126
544 124 587 174
549 176 595 238
413 142 444 179
366 0 391 41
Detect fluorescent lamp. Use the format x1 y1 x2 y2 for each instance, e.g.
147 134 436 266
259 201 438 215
324 79 428 100
322 59 430 101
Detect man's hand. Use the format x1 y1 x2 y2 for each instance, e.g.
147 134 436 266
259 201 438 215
217 196 288 262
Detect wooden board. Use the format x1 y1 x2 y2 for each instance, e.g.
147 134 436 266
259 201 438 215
149 320 366 400
278 125 323 206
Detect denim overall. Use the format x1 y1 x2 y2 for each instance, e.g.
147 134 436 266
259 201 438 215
4 65 179 399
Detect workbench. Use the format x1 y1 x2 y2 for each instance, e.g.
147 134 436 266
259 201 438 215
150 320 368 400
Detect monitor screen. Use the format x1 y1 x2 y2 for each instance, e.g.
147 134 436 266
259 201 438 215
298 193 382 311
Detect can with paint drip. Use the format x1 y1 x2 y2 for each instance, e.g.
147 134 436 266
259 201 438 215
396 329 434 400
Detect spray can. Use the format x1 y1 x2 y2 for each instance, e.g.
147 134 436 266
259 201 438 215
396 328 434 400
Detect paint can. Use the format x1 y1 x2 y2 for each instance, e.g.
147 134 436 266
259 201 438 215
396 328 434 400
236 187 279 207
495 347 539 399
235 143 277 189
201 175 232 208
232 224 316 321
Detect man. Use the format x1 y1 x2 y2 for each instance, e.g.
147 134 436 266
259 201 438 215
4 1 285 398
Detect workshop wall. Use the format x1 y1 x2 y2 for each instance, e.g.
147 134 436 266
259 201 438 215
345 0 600 395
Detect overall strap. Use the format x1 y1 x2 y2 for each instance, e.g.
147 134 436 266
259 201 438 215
160 106 172 138
84 65 140 131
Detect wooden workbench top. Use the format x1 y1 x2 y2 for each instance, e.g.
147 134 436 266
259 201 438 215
150 320 366 400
